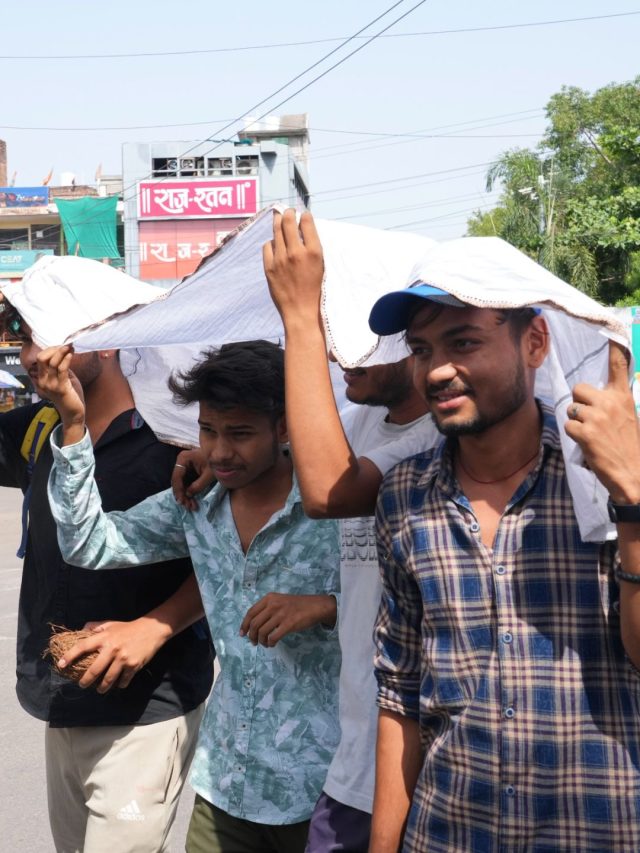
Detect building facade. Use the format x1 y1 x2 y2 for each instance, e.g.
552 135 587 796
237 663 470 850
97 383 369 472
0 141 124 284
122 114 310 285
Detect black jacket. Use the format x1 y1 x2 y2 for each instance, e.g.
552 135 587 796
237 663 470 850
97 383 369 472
0 402 213 727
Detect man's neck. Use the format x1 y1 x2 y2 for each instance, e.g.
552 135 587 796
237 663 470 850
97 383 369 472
84 367 135 446
229 452 294 554
234 452 294 509
454 398 542 481
452 399 542 550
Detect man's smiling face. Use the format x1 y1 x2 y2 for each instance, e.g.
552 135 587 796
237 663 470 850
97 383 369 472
406 303 532 437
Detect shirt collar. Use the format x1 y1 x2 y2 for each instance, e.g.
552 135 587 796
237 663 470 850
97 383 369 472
95 408 146 450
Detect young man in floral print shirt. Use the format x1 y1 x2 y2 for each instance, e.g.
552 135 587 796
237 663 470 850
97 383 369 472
42 339 341 853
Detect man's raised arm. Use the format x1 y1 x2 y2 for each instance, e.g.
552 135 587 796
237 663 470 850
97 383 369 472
263 208 383 518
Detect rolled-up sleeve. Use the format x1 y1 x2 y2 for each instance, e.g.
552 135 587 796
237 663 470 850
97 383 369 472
48 425 189 569
373 472 423 720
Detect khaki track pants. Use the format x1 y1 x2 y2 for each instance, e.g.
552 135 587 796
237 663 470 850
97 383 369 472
45 704 204 853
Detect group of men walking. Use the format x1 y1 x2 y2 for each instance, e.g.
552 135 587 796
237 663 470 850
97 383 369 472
2 207 640 853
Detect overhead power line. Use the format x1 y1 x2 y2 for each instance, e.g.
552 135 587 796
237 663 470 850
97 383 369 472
190 0 430 158
181 0 418 158
16 160 492 246
386 202 497 230
1 11 636 59
306 168 489 206
0 107 543 136
308 115 545 164
308 110 544 154
112 0 430 216
18 0 429 234
308 161 490 198
332 188 501 221
0 107 543 134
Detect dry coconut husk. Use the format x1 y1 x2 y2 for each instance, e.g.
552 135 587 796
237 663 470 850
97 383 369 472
44 625 98 683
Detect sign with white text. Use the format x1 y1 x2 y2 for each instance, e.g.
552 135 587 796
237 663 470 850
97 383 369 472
138 219 239 280
0 187 49 208
137 179 258 220
0 249 54 276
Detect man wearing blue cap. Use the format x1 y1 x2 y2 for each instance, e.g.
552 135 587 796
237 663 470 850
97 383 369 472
367 285 640 852
262 209 436 852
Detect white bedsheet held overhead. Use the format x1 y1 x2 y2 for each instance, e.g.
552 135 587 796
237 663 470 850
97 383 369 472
0 206 631 542
1 254 162 348
0 207 434 447
375 236 632 544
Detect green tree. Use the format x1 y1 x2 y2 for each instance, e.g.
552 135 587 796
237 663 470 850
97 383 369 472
467 78 640 303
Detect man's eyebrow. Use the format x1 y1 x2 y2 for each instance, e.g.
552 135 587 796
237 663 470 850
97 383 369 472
442 323 486 337
406 323 486 343
197 420 257 429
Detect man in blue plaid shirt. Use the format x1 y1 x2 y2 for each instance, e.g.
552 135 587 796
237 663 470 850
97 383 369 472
367 286 640 853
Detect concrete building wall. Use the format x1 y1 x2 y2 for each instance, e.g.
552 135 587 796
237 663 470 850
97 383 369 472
0 141 6 188
122 138 310 284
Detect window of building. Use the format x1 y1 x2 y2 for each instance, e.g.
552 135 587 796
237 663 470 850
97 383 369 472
293 167 310 209
207 157 233 176
152 158 178 177
153 153 261 179
179 157 205 177
31 225 61 252
235 155 259 176
0 228 29 250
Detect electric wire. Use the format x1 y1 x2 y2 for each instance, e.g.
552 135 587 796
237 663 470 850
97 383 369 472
1 10 635 60
19 0 430 235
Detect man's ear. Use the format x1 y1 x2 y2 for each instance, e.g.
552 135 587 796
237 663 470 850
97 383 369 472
524 315 550 368
276 414 289 445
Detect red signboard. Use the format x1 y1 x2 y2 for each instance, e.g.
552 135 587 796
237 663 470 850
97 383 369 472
138 178 258 219
138 219 240 281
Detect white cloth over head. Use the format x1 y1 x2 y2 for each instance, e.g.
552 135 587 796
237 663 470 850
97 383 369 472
0 210 629 542
0 207 434 448
369 236 631 543
1 254 161 348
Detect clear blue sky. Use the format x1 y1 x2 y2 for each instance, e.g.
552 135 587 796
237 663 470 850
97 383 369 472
2 0 638 239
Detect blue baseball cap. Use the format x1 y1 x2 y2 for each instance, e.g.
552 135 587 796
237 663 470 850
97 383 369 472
368 283 467 335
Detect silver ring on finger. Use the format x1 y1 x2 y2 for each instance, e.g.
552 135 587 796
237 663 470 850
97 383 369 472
569 403 582 421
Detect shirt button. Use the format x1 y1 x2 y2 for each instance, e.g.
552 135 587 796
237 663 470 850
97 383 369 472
505 785 516 796
502 632 513 644
243 581 253 590
504 706 515 719
496 564 506 575
469 521 480 533
244 679 252 688
235 764 244 773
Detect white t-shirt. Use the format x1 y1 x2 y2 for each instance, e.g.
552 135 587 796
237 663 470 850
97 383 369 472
323 405 438 813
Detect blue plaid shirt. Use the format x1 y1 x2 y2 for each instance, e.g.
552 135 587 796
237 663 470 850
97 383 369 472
374 403 640 853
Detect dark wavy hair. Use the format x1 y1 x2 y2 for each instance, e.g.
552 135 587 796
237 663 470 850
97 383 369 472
169 339 285 420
